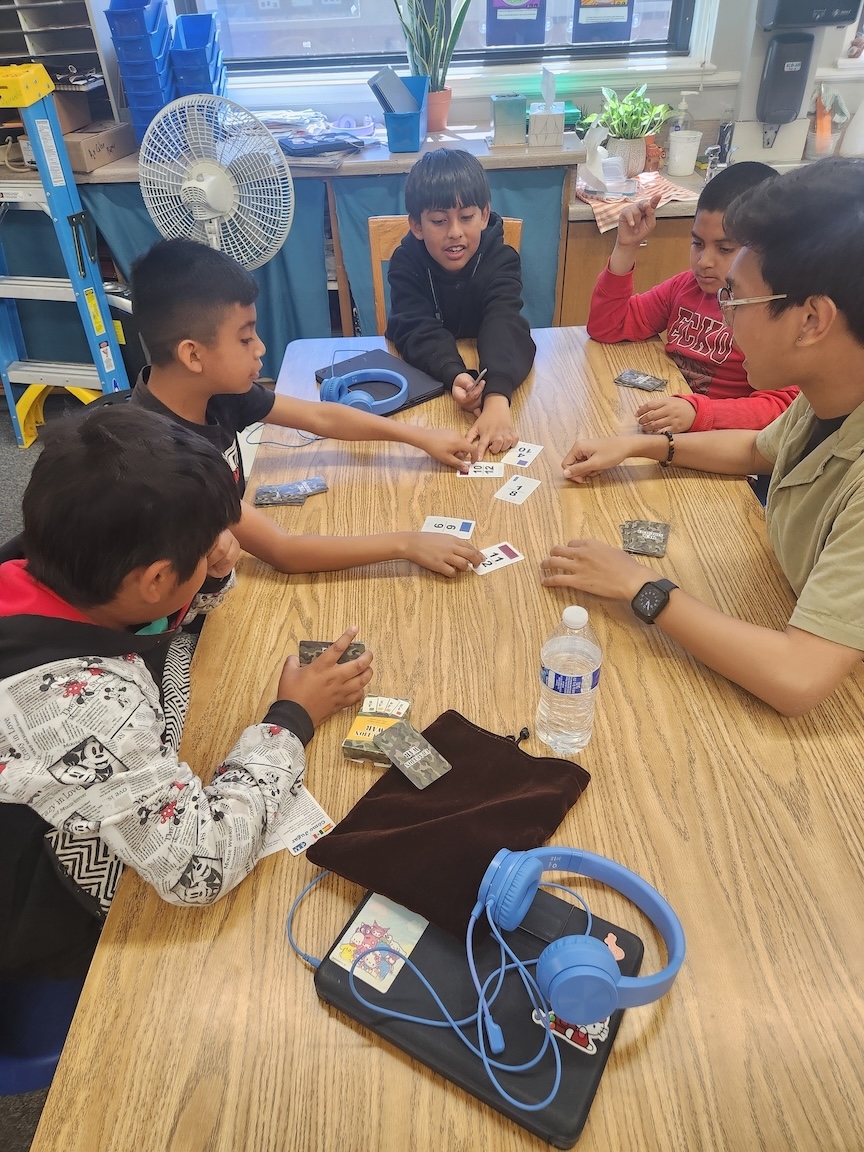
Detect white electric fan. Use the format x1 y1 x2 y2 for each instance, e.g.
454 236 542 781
138 95 294 269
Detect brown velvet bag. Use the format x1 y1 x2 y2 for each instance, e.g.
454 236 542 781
307 710 590 939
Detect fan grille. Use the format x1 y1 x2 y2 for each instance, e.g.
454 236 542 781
139 96 294 270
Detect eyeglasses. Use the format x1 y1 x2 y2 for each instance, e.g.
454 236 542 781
717 286 788 327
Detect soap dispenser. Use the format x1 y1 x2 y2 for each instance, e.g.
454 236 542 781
665 91 696 145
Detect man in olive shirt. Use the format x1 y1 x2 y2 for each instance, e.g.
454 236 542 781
540 157 864 717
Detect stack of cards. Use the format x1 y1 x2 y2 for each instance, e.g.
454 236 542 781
620 520 670 557
372 719 452 790
253 477 329 507
613 369 667 392
299 640 366 666
342 696 411 765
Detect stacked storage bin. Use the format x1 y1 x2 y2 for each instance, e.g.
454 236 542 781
170 14 227 98
106 0 177 143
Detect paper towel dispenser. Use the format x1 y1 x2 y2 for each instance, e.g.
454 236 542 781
756 31 814 144
757 0 861 30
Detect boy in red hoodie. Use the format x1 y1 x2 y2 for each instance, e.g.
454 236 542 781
587 162 798 433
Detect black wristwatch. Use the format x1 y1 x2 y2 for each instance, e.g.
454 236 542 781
631 579 678 625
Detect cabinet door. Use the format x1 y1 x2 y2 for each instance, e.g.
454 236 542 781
561 217 694 326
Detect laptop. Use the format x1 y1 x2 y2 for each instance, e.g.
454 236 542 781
314 888 643 1148
315 349 445 415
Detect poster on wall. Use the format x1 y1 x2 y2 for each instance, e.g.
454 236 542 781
486 0 546 46
571 0 633 44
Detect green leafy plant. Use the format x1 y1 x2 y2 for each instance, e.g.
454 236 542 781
392 0 473 92
584 85 671 139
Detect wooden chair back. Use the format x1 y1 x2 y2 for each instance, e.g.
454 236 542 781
368 215 523 336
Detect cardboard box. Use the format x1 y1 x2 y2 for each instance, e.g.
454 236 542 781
53 91 91 135
63 120 136 173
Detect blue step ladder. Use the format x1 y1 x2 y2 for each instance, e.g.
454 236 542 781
0 64 130 447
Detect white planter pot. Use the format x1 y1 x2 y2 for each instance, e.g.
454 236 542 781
605 137 647 178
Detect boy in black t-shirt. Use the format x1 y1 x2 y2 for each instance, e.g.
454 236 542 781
130 239 483 577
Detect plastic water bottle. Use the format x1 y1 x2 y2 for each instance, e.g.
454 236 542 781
535 606 601 754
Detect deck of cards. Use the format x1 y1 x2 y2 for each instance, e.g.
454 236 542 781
372 719 452 789
614 369 667 392
342 697 411 764
620 520 670 557
299 639 366 665
254 477 329 507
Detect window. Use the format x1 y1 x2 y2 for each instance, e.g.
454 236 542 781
184 0 695 69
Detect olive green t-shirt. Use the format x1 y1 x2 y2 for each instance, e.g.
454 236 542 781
756 394 864 650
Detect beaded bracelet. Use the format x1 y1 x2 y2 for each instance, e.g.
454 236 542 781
659 431 675 468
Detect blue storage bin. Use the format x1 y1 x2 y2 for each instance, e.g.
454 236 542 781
106 0 165 40
170 13 218 65
123 65 173 102
384 75 429 153
115 28 171 79
172 48 223 90
112 14 169 62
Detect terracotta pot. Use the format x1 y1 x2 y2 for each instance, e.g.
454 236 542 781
605 136 647 178
426 87 452 133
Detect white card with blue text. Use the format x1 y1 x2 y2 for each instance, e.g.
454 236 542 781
421 515 475 539
494 475 542 505
458 462 505 478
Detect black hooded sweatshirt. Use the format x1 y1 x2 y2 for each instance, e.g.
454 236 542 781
385 212 536 402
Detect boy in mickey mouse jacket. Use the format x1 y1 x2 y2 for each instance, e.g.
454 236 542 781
0 406 372 978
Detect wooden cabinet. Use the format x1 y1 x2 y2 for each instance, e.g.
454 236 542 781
560 216 694 326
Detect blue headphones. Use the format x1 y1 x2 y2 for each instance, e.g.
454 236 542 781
474 848 686 1031
320 368 408 415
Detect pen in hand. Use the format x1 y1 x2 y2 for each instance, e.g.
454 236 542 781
466 367 487 396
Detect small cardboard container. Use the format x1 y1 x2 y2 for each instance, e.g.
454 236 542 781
54 91 91 135
63 120 137 173
384 74 429 153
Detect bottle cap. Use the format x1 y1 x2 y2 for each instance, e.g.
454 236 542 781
562 605 588 630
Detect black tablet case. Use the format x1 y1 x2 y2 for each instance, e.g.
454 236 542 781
315 349 444 414
315 888 643 1149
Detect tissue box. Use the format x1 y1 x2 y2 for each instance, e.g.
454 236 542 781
528 101 564 149
490 94 527 146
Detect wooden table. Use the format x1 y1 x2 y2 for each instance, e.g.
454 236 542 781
32 329 864 1152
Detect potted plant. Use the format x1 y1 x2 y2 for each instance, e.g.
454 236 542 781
585 85 671 177
392 0 473 132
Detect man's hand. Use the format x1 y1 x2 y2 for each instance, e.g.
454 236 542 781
540 540 650 601
411 425 477 470
561 435 640 483
400 532 484 577
636 395 697 434
452 371 485 412
466 395 518 458
277 626 374 727
206 530 241 579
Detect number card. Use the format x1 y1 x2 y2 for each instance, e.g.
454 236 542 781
472 541 525 575
494 475 542 505
501 441 544 467
457 462 505 478
421 515 475 539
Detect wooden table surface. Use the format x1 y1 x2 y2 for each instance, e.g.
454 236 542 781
32 329 864 1152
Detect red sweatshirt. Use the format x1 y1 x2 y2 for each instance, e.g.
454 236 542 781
587 265 798 431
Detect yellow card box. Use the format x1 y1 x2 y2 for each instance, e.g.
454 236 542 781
342 714 402 765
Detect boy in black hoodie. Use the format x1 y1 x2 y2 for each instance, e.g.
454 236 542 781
386 149 536 459
0 406 373 978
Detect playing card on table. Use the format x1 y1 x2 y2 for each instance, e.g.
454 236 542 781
614 369 667 392
283 476 328 497
253 484 307 507
494 475 542 505
457 462 505 478
421 515 475 539
472 542 525 575
501 441 545 467
620 520 670 557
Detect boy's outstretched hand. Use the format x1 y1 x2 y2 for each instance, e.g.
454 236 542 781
562 435 637 482
277 626 374 727
616 192 662 248
540 540 649 601
399 532 484 577
452 371 486 412
466 394 519 458
411 425 478 470
637 395 696 434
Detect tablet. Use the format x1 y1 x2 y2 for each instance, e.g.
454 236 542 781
315 349 444 414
